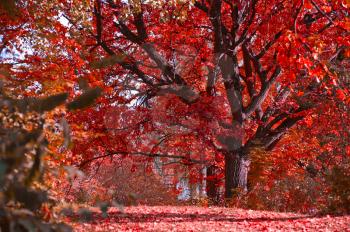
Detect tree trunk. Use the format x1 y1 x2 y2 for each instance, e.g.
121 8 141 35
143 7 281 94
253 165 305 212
206 165 220 204
225 152 251 199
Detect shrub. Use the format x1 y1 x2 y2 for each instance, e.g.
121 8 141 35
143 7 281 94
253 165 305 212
65 159 179 206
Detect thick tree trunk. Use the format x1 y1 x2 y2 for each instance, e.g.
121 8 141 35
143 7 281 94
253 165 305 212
225 152 251 199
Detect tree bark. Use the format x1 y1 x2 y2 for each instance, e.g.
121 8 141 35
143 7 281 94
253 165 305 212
225 152 251 199
206 165 220 204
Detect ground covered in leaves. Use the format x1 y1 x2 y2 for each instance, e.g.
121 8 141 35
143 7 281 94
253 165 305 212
67 206 350 231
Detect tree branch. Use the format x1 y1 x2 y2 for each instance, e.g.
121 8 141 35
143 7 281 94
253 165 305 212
78 150 206 167
244 65 281 117
234 0 257 47
255 30 283 59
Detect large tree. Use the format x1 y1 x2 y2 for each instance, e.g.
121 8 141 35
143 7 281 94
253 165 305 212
72 0 350 198
62 0 349 199
3 0 348 200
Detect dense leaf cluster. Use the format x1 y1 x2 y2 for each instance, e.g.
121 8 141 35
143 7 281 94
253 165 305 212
0 82 102 231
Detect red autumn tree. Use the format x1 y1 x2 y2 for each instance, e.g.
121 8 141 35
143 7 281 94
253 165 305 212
2 0 349 201
57 0 349 199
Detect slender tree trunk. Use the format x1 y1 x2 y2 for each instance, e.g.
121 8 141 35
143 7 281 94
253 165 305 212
225 152 251 199
206 165 220 204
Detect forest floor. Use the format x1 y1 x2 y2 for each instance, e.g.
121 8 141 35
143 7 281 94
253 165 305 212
68 205 350 231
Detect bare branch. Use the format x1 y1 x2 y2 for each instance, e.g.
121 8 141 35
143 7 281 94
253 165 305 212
79 150 206 167
310 0 334 24
235 0 257 47
255 30 283 59
264 115 304 150
244 66 281 117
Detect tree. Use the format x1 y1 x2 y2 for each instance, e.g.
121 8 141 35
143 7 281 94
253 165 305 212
2 0 349 201
55 0 350 199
